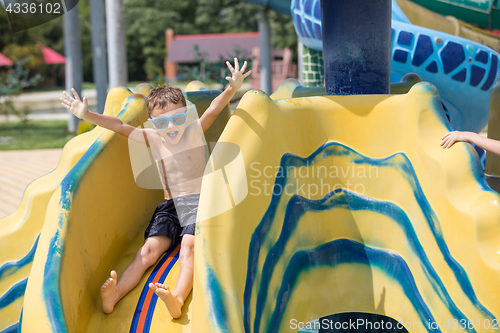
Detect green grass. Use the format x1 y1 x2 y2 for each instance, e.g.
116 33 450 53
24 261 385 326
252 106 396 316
24 85 65 93
0 120 76 150
23 82 96 93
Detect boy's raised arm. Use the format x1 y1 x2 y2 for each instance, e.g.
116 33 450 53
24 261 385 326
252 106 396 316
61 88 151 143
199 58 251 132
441 130 500 156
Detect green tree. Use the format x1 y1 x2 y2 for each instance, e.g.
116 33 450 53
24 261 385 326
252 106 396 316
125 0 199 81
124 0 296 81
0 7 64 58
0 0 297 83
77 0 96 83
0 57 43 122
0 4 92 83
0 7 60 86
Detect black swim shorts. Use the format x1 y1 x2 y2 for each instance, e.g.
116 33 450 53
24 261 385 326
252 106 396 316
144 194 200 248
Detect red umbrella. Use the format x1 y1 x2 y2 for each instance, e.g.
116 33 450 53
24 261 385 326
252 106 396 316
0 53 13 66
41 46 66 64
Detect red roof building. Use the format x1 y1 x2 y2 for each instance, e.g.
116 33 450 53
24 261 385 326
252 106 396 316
167 31 259 63
165 30 260 81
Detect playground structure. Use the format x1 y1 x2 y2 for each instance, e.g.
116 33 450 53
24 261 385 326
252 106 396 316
408 0 500 30
2 1 500 332
290 0 500 132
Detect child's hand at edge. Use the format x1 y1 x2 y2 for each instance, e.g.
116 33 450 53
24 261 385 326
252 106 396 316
225 58 251 90
440 131 471 149
60 88 89 119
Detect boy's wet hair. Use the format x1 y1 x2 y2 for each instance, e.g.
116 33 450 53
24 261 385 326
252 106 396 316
146 84 186 117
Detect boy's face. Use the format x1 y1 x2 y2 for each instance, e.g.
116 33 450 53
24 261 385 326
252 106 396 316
149 103 187 145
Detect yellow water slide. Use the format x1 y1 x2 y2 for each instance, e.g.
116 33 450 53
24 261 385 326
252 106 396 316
191 81 500 332
18 82 230 333
0 86 132 333
6 78 500 332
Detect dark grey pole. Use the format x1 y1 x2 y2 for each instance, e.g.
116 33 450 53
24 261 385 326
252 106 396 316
106 0 128 88
259 8 272 94
321 0 392 95
63 5 83 132
90 0 108 114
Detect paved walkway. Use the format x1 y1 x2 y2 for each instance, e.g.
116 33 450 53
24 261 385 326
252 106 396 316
0 149 63 219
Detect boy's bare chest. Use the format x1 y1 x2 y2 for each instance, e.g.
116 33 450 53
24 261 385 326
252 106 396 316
152 136 207 178
161 145 206 171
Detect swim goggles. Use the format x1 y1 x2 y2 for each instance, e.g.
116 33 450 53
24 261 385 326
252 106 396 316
149 109 188 129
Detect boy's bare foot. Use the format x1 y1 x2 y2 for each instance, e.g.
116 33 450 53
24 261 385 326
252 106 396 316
149 282 184 319
101 270 118 314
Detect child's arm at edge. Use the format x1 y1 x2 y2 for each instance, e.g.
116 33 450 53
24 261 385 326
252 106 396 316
199 58 251 133
61 88 152 144
441 130 500 156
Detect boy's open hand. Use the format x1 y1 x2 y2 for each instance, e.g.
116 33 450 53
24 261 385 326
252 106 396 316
440 131 470 148
226 58 251 90
60 88 88 119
